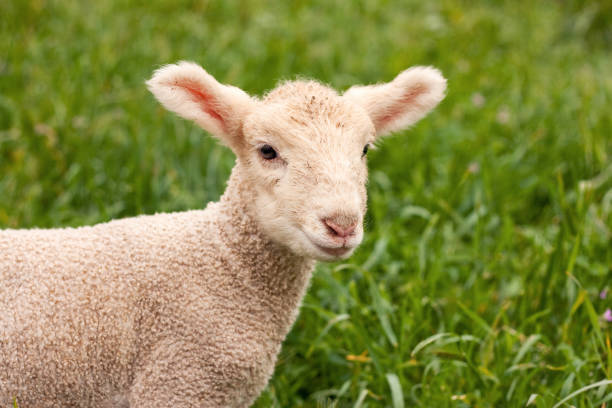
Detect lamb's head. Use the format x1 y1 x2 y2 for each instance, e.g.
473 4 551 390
147 62 446 261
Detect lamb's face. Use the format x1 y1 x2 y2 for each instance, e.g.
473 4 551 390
147 62 446 261
239 88 375 260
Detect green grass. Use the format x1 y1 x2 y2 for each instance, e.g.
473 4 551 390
1 0 611 406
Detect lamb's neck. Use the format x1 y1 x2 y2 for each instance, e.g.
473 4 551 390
215 165 316 327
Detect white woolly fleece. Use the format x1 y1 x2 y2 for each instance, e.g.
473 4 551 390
1 172 314 407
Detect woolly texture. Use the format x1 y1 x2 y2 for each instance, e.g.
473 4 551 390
1 169 314 407
1 61 445 407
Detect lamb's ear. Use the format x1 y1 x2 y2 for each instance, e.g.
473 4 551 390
343 67 446 138
147 61 254 150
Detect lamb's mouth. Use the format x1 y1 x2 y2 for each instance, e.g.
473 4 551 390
314 244 352 257
302 231 356 259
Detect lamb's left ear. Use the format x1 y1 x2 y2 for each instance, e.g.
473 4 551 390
146 61 255 151
343 67 447 138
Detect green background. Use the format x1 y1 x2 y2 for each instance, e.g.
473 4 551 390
1 0 611 406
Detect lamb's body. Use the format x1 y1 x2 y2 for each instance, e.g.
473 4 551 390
0 167 314 407
1 61 445 406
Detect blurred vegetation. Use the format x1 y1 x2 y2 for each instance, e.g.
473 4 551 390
1 0 611 406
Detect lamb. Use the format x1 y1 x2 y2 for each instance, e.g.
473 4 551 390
0 61 446 407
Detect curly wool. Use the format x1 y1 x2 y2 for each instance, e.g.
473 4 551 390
0 167 314 407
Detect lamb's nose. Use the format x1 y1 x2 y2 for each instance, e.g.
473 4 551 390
323 217 358 238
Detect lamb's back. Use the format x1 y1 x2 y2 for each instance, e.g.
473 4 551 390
0 208 220 407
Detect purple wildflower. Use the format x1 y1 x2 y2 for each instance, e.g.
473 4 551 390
604 309 612 322
600 288 608 299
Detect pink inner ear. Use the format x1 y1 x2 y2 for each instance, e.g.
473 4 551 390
175 78 226 131
375 84 426 129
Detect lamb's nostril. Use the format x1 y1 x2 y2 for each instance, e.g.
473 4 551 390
323 218 358 238
325 222 339 236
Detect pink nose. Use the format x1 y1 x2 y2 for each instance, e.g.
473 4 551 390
323 217 358 238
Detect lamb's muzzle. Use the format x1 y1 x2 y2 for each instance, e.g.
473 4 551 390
0 60 446 407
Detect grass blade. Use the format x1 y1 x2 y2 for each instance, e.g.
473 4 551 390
457 301 493 335
353 389 369 408
411 333 450 356
386 373 405 408
552 379 612 408
511 334 541 367
367 274 398 347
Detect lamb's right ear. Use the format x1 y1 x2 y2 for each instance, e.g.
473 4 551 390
147 61 254 150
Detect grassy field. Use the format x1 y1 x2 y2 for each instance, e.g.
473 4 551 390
1 0 611 406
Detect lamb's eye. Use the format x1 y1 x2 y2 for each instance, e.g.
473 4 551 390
260 145 277 160
362 144 369 157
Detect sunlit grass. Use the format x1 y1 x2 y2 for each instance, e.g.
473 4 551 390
1 0 611 406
